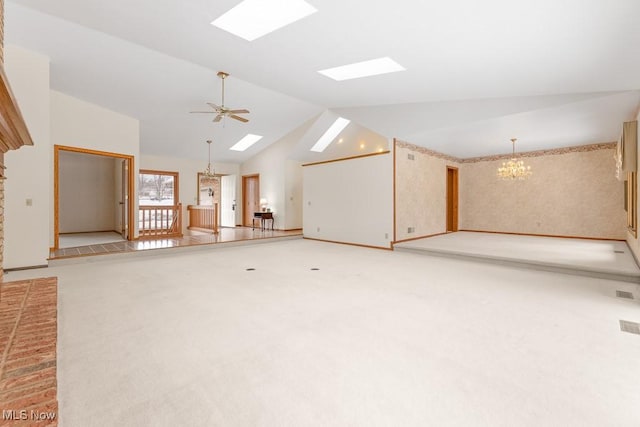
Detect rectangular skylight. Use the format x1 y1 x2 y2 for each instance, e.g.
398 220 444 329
230 134 263 151
211 0 317 41
310 118 351 152
318 57 405 81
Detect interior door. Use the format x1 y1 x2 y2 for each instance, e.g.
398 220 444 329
221 174 237 227
242 175 259 226
446 166 458 232
121 159 129 238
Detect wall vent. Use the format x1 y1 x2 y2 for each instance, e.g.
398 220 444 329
616 290 634 300
408 154 415 160
619 320 640 335
407 227 415 233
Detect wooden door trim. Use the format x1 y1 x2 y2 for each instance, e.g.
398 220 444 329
242 174 259 227
54 145 135 249
393 138 397 243
446 166 459 232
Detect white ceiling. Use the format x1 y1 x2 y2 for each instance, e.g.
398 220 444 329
5 0 640 162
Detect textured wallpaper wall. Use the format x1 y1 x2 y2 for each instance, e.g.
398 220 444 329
460 147 625 239
395 143 460 241
395 141 625 241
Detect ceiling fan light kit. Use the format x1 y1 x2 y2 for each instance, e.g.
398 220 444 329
190 71 250 123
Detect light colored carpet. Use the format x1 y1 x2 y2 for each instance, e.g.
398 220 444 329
395 231 640 280
5 239 640 426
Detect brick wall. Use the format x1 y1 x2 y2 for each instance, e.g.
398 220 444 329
0 172 4 282
1 0 4 282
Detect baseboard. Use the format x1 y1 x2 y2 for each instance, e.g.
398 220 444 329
303 236 392 251
392 232 448 246
459 229 625 242
4 264 49 273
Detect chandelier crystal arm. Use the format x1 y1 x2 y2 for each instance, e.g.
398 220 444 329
497 137 532 180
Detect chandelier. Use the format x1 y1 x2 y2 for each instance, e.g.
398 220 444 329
202 139 216 178
497 138 532 180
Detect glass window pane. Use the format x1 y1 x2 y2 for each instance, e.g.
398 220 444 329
138 173 175 205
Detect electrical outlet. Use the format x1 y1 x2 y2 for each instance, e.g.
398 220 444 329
25 198 32 207
385 233 389 239
317 227 320 232
407 227 415 233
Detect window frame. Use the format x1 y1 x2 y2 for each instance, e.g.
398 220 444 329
138 169 179 207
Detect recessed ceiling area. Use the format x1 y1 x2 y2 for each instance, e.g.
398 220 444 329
5 0 640 162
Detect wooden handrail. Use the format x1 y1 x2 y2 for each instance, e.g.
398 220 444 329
187 204 218 234
138 203 183 238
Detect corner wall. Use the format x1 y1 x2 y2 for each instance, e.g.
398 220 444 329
395 139 625 243
395 141 461 241
4 45 50 269
240 119 315 230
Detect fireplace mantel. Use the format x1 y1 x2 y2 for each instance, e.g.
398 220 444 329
0 63 33 155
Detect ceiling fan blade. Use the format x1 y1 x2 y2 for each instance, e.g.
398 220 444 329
190 111 215 113
227 109 249 114
206 102 222 110
229 114 249 123
213 114 224 123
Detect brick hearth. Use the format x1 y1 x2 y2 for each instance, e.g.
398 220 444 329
0 277 58 426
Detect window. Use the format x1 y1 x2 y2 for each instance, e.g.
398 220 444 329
138 170 179 206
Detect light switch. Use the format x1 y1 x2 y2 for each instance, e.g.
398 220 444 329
26 198 32 206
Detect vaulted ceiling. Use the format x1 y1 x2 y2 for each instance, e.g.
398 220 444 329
6 0 640 162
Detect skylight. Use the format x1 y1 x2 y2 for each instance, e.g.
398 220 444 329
318 57 406 81
211 0 317 41
230 134 263 151
310 118 351 152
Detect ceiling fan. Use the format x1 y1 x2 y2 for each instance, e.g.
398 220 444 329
190 71 249 123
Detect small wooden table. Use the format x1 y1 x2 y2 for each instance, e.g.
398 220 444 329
253 211 274 230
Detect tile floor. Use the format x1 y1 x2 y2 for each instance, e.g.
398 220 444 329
58 232 125 249
50 228 302 260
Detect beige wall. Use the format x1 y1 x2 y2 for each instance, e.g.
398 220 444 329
460 148 625 239
59 151 117 233
396 140 625 242
51 90 140 239
241 119 315 230
303 152 393 248
395 142 460 241
4 45 51 269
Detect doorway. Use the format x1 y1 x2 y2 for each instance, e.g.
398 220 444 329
242 174 260 227
221 175 237 227
54 145 135 249
446 166 458 232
